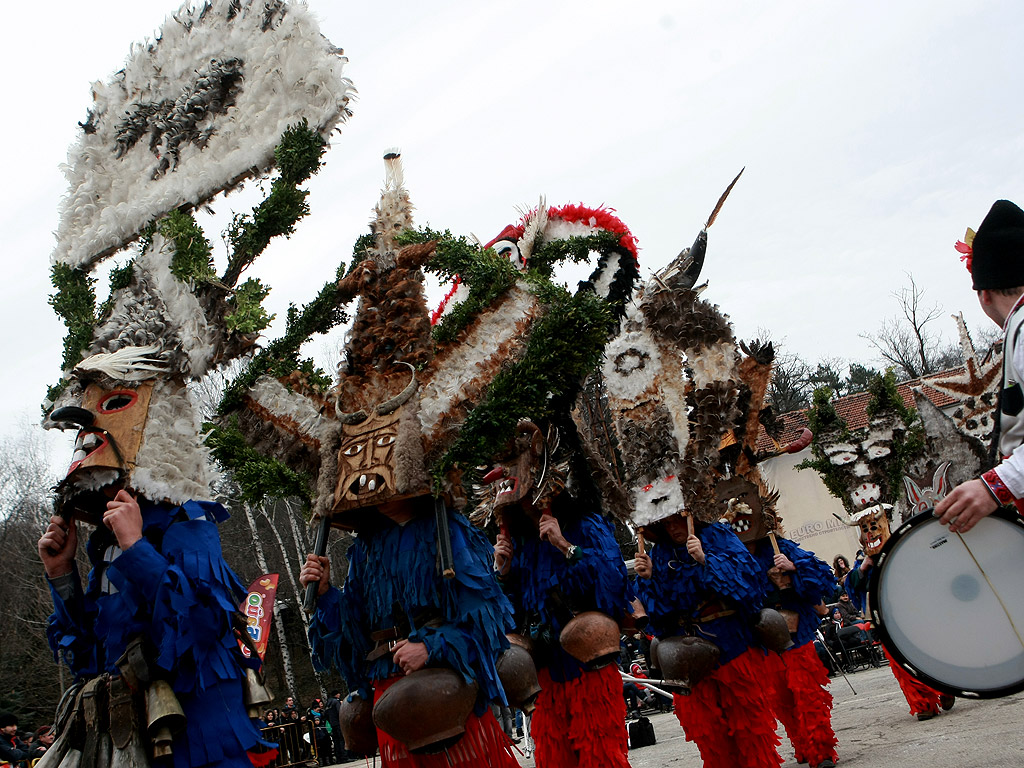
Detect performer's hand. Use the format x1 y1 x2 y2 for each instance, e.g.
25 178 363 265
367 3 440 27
859 555 873 572
493 532 513 576
773 553 796 572
634 551 653 579
934 478 1000 534
38 515 78 579
686 533 706 565
391 640 428 674
103 490 143 550
538 513 570 553
300 554 331 597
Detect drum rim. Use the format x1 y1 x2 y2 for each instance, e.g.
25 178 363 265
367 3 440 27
868 507 1024 700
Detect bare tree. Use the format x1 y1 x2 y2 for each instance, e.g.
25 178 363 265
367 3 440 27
0 423 68 724
861 274 964 379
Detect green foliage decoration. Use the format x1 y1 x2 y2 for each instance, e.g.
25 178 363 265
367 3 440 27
204 417 312 504
432 276 615 488
866 370 925 497
49 264 96 372
159 209 216 282
222 121 327 286
218 261 348 416
226 278 275 334
528 230 622 278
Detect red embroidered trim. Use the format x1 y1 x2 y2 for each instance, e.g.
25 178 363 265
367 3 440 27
982 469 1015 505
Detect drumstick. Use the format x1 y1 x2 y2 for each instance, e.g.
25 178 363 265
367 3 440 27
637 530 646 556
686 514 694 538
768 531 781 556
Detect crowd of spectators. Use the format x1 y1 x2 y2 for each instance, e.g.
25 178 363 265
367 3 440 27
0 713 52 768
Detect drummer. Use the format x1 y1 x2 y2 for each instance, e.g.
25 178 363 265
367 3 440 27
937 199 1024 532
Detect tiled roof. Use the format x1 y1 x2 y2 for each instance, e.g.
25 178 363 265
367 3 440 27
755 366 965 453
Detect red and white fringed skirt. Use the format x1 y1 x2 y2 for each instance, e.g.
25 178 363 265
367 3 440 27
672 646 783 768
883 646 944 716
372 676 519 768
531 664 631 768
764 641 838 766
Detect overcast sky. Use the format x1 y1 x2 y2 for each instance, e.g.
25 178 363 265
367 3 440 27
2 0 1022 467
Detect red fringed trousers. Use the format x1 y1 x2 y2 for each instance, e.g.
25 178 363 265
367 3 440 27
883 647 944 716
765 641 838 766
372 677 519 768
672 647 783 768
532 664 631 768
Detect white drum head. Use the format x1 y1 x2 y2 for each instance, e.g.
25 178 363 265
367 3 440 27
870 509 1024 698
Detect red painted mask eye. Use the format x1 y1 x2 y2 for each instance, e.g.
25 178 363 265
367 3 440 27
98 390 138 413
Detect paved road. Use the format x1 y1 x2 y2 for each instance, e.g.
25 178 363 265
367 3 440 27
508 664 1024 767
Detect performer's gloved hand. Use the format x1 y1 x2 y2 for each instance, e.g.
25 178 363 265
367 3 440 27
300 553 331 597
934 478 999 533
392 640 428 674
493 532 513 576
686 533 706 565
38 514 79 579
103 489 143 550
634 551 653 579
773 553 796 572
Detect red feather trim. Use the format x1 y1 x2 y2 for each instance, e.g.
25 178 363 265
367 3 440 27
672 647 782 768
765 643 838 765
372 677 519 767
884 647 942 716
532 665 630 768
431 276 463 326
547 204 640 262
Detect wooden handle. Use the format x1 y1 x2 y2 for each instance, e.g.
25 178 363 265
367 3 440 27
686 514 695 538
768 531 781 556
637 530 646 556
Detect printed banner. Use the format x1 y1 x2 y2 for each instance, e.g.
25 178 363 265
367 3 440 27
239 573 279 660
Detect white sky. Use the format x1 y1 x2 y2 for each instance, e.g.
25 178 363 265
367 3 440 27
2 0 1022 466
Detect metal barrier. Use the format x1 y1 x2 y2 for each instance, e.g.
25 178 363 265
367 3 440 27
260 720 321 768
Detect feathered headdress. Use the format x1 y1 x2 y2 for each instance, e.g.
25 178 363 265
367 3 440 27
45 0 351 512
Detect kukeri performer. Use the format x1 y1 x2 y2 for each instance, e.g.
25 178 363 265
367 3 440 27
720 480 838 768
300 494 518 768
486 421 632 768
633 507 783 768
938 199 1024 531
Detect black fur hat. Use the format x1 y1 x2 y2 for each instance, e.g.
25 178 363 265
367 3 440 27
971 200 1024 290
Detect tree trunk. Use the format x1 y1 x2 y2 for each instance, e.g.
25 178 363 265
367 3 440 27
243 501 298 700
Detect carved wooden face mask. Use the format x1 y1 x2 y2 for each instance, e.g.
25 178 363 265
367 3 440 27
715 477 766 544
487 421 545 513
333 409 401 512
63 382 154 486
856 506 892 556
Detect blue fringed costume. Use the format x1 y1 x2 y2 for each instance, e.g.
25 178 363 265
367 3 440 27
308 508 518 768
46 499 272 768
751 536 839 768
636 521 782 768
498 512 631 768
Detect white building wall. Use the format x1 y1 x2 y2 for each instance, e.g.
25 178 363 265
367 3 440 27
760 447 863 566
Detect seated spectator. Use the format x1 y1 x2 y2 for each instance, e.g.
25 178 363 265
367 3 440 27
835 592 863 625
35 726 55 753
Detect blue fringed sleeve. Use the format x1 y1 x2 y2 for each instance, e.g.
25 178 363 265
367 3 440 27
753 537 836 648
639 523 766 666
413 514 515 710
47 500 271 768
502 513 629 682
46 567 100 676
308 512 514 712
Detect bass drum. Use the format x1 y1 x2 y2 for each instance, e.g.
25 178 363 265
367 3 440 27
869 508 1024 698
